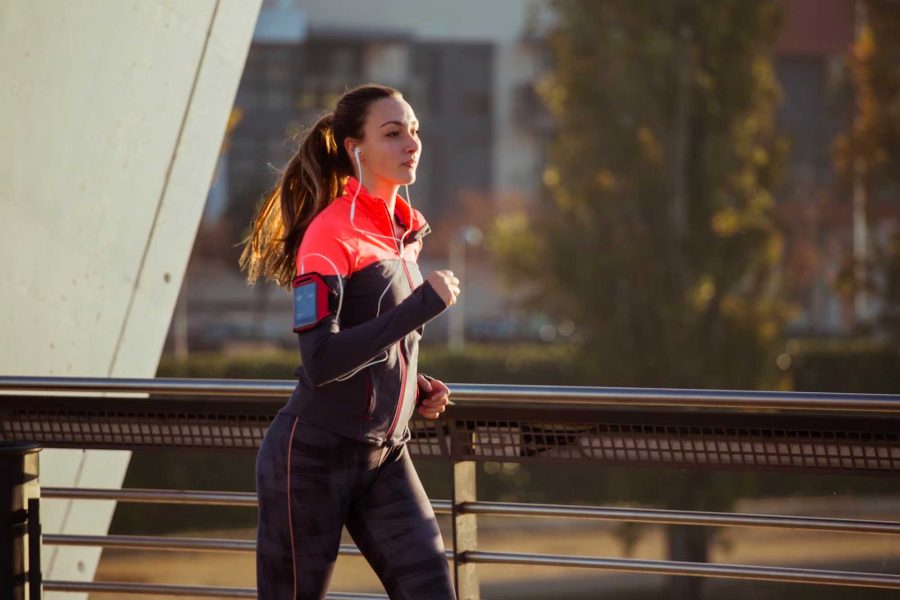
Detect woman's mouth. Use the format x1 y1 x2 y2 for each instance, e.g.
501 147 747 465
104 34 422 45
402 160 417 169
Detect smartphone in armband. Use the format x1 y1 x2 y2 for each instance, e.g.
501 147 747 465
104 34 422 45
292 272 333 333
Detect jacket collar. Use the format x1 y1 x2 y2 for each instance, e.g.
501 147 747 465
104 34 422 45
342 177 430 241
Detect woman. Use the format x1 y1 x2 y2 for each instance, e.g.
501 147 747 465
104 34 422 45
241 84 460 600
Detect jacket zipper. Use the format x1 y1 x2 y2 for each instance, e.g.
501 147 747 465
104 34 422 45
383 204 417 441
384 347 408 440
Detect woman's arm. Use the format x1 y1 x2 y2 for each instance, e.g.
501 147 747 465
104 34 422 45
294 225 458 386
298 278 447 386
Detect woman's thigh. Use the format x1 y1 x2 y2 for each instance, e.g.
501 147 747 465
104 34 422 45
256 415 353 600
345 445 455 600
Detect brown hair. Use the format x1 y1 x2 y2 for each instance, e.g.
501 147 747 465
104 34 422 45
240 84 402 287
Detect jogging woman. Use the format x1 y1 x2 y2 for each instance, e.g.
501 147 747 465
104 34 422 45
241 84 459 600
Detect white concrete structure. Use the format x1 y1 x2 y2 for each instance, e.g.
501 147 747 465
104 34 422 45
0 0 261 594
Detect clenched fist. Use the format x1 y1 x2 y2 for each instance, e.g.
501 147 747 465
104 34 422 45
426 270 461 307
417 374 451 419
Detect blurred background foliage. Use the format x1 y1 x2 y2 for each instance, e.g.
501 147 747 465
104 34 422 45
833 0 900 344
491 0 789 395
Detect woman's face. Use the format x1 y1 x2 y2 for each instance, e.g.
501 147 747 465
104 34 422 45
352 96 421 189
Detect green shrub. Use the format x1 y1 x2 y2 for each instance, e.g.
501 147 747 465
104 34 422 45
784 337 900 394
157 342 589 385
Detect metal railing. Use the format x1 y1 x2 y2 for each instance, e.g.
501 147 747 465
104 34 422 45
2 376 900 599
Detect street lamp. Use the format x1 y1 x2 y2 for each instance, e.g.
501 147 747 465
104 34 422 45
448 225 483 351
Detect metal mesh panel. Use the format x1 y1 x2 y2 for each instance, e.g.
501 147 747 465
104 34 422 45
447 419 900 474
0 410 270 450
407 419 448 458
3 391 899 476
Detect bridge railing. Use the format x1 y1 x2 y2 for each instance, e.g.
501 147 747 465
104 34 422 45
2 376 900 599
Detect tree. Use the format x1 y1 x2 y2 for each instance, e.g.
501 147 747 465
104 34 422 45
492 2 787 597
835 1 900 185
833 0 900 338
494 0 786 390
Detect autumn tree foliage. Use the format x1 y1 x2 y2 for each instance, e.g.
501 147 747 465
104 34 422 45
834 0 900 338
835 1 900 184
493 0 787 390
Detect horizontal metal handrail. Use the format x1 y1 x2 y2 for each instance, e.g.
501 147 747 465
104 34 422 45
0 376 292 398
4 375 900 412
44 533 257 553
460 501 900 535
43 581 257 598
42 533 455 560
43 580 387 599
42 487 900 535
42 487 259 507
463 551 900 589
45 534 900 591
41 486 454 513
40 542 900 595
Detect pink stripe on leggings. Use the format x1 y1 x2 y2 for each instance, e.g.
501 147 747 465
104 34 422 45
286 417 300 600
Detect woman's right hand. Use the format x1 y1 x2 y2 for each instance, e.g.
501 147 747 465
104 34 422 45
427 270 461 307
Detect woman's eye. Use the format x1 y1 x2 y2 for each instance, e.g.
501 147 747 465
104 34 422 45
386 131 399 137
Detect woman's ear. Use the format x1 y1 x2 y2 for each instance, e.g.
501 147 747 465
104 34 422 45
343 138 360 163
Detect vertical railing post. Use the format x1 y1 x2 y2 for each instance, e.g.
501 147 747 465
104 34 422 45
451 428 479 600
0 442 41 600
27 498 41 600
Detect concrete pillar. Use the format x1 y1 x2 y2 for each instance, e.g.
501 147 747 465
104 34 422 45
0 1 262 595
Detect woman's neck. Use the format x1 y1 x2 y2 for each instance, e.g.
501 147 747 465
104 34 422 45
358 170 399 214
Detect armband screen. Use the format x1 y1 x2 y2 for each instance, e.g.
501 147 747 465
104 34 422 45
292 273 332 333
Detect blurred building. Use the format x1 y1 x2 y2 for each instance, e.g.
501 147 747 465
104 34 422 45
222 0 547 219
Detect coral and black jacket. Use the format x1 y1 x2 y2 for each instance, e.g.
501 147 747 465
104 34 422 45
279 177 449 446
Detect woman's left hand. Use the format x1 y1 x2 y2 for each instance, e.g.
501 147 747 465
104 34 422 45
417 374 451 419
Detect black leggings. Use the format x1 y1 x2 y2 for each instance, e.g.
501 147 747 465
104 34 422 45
256 413 455 600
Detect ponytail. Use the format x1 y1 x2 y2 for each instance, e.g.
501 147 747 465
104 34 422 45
240 113 350 287
240 83 402 287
